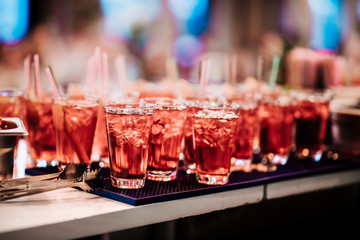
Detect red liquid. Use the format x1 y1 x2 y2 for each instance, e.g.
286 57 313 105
25 96 57 163
233 107 259 160
147 108 186 180
52 100 98 167
295 100 330 155
259 103 294 157
105 113 153 180
193 112 237 182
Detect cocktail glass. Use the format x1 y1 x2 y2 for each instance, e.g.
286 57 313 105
293 89 332 161
52 96 98 169
140 97 187 181
92 91 139 167
183 97 216 174
192 107 238 185
230 98 259 172
258 94 295 171
25 93 57 167
104 103 154 189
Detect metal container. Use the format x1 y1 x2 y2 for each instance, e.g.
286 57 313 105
0 117 28 180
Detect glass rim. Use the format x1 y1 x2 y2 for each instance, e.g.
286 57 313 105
0 88 24 97
260 94 296 106
291 89 333 103
192 108 239 120
52 95 99 107
104 102 154 115
139 97 187 110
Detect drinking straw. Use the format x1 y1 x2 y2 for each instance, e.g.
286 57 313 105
24 55 31 91
95 47 102 82
225 54 237 84
165 57 179 81
199 58 211 98
45 65 61 99
86 56 96 94
165 57 179 95
102 52 109 97
33 54 42 97
256 55 263 82
269 55 281 91
345 58 351 87
115 54 129 92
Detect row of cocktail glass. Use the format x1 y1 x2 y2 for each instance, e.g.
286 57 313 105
0 88 331 187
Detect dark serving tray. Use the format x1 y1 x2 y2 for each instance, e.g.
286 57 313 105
25 152 360 206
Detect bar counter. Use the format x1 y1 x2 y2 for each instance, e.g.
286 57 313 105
1 140 360 239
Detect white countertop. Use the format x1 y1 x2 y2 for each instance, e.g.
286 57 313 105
1 140 360 239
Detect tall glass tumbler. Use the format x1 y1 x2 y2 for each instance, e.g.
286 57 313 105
183 97 215 174
104 103 154 189
231 99 259 172
52 96 98 169
294 89 331 161
140 98 187 181
258 95 295 170
192 107 238 185
25 93 57 167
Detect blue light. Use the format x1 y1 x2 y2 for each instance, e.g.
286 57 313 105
314 152 322 162
0 0 29 45
307 0 343 51
168 0 209 35
100 0 161 41
173 34 204 67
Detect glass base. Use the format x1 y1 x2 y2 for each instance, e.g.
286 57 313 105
184 162 196 174
111 176 145 189
260 153 288 165
36 159 58 168
254 156 278 172
146 170 177 182
196 173 229 185
298 149 323 162
231 158 253 172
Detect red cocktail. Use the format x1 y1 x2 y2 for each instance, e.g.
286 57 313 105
25 94 57 167
192 108 238 185
231 100 259 172
183 98 214 174
92 91 139 166
141 98 187 181
258 96 295 167
294 90 331 160
104 103 154 189
52 97 98 168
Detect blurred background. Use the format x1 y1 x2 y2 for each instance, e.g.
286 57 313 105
1 0 360 93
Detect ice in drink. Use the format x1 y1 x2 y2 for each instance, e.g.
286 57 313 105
104 103 153 189
52 97 98 168
192 109 238 185
25 94 57 166
141 98 186 181
258 96 295 166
